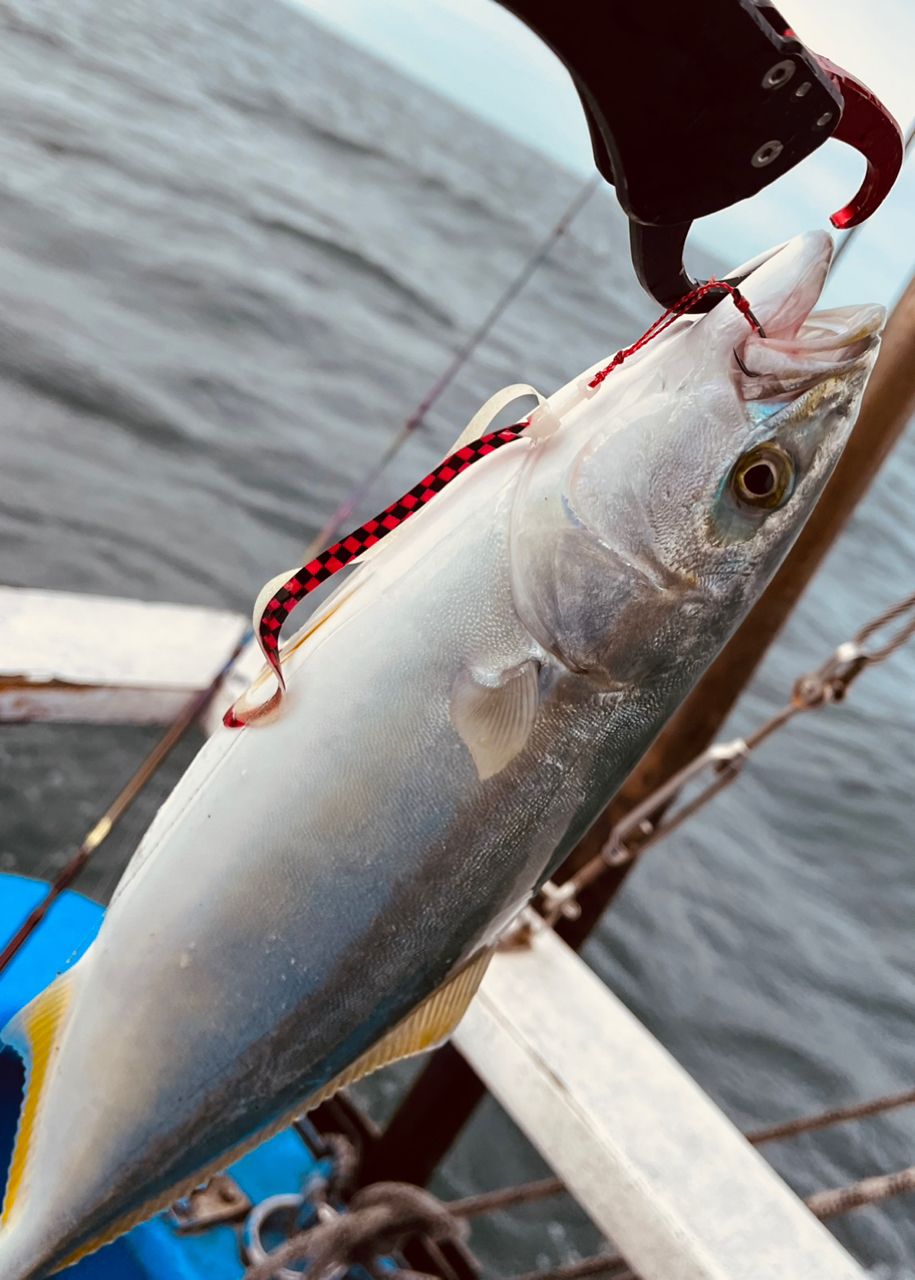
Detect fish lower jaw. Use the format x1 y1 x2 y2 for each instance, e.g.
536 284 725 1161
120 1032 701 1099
736 313 882 401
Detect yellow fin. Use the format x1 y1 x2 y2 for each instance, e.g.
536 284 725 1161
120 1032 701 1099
305 946 492 1110
1 969 76 1227
50 951 492 1271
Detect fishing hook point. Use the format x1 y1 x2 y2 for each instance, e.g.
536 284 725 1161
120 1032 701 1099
733 347 761 377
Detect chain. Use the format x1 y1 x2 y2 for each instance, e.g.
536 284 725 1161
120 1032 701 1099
534 590 915 931
235 1089 915 1280
241 1180 465 1280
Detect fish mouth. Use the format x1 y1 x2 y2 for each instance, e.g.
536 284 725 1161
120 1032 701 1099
726 231 885 401
736 303 884 401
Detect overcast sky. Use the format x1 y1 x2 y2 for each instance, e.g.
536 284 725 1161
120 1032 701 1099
291 0 913 309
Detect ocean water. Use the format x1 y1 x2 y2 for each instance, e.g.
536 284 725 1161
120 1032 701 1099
0 0 913 1274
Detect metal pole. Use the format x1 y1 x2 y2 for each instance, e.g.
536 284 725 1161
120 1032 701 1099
360 271 915 1186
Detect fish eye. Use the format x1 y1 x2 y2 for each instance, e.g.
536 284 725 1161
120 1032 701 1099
729 443 795 510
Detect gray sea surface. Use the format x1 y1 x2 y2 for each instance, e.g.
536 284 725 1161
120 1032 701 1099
0 0 913 1275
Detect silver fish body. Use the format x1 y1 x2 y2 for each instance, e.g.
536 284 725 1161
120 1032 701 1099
0 232 883 1278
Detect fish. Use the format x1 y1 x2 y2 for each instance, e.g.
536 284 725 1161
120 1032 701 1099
0 231 883 1278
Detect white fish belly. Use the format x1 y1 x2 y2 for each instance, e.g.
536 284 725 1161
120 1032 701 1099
10 450 639 1265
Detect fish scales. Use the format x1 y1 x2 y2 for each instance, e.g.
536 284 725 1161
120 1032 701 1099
0 232 885 1278
5 440 641 1263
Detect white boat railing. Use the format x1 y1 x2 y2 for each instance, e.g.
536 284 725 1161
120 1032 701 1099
0 584 871 1279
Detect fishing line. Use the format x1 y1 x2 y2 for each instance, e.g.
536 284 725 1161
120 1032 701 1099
587 279 763 386
301 174 602 564
227 282 759 727
0 178 601 965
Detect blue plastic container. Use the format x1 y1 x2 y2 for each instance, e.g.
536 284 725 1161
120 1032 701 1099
0 873 328 1277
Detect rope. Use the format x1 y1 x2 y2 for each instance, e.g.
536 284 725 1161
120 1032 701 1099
747 1085 915 1145
448 1176 564 1219
445 1084 915 1222
503 1165 915 1280
508 1257 632 1280
808 1164 915 1220
241 1182 465 1280
237 1123 915 1280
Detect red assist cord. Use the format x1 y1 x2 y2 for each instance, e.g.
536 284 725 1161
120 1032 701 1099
224 282 759 728
588 279 762 387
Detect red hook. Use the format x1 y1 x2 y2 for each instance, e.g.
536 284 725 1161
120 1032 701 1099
813 52 904 229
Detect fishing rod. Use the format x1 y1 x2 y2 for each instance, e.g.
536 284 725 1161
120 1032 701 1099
0 177 600 973
0 630 252 973
302 173 599 560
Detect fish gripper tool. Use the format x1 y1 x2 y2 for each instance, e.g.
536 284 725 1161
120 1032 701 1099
498 0 904 309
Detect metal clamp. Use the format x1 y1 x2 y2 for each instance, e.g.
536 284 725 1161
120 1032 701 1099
243 1193 342 1280
170 1173 252 1233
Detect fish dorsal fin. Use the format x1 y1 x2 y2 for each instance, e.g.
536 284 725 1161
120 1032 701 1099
42 951 492 1272
448 383 545 453
305 947 492 1111
1 968 76 1227
450 660 540 781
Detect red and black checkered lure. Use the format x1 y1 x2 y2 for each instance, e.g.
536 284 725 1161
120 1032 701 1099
223 281 759 728
224 427 528 726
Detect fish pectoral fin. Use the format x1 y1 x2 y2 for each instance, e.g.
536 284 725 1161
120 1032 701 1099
448 383 545 453
304 948 492 1113
1 967 78 1227
450 659 540 781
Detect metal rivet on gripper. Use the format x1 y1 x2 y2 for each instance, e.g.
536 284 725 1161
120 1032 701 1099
751 140 784 168
762 59 795 89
